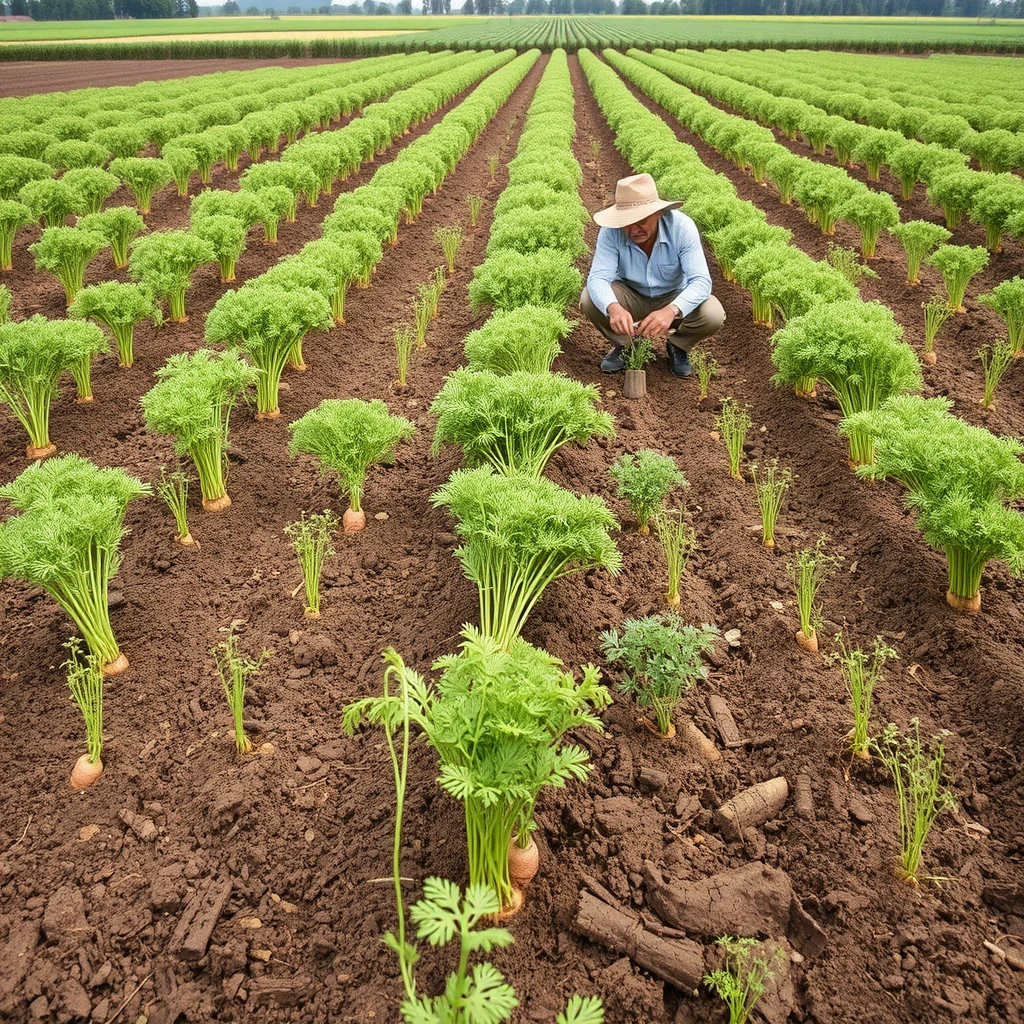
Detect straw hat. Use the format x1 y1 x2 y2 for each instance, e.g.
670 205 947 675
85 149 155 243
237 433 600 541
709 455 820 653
593 173 681 228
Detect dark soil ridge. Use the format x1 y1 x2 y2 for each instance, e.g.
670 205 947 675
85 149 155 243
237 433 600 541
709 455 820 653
0 53 1021 1024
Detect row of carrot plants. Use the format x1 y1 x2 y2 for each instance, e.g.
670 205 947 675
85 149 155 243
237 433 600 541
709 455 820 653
341 53 614 1022
644 48 1024 253
582 47 1024 616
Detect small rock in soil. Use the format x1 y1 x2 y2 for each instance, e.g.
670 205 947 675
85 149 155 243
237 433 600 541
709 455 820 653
58 977 91 1021
296 755 322 774
847 793 874 826
42 886 89 942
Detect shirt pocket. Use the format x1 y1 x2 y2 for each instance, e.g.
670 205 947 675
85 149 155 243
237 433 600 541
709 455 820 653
654 260 683 286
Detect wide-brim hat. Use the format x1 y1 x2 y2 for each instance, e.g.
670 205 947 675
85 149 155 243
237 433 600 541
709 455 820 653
593 173 681 228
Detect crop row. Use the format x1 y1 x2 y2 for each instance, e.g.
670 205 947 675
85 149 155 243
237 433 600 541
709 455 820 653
688 48 1024 134
581 47 1024 614
632 49 1024 254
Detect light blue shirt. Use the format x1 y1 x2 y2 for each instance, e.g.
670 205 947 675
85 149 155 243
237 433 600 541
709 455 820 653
586 209 712 318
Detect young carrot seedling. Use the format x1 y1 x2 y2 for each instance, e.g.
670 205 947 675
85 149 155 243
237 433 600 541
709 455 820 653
832 634 897 762
750 459 793 548
921 295 953 365
654 508 696 609
435 224 462 276
787 537 842 654
66 637 104 791
212 634 272 756
691 349 718 403
393 322 416 389
156 467 195 547
703 937 785 1024
715 398 752 480
467 194 484 227
609 450 685 536
284 510 338 620
978 338 1014 409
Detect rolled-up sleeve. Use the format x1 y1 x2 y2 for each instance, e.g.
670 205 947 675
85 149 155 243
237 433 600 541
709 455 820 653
671 217 712 317
586 227 620 317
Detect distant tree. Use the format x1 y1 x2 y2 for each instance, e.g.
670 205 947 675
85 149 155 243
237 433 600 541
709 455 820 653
11 0 29 13
221 0 240 10
462 0 474 10
396 0 411 9
245 4 260 10
376 0 390 9
620 0 647 10
507 0 524 9
287 4 301 10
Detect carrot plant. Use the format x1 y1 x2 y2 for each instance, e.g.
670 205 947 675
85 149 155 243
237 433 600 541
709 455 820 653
77 207 146 271
206 283 332 417
750 459 792 548
432 467 621 651
623 336 655 371
65 637 105 791
62 319 109 404
978 339 1014 409
18 178 84 228
469 249 583 313
871 719 956 886
843 395 1024 612
787 537 842 654
435 224 463 275
156 467 195 547
0 155 51 200
0 454 150 673
162 144 200 197
346 628 609 915
288 398 415 533
654 508 696 610
109 157 173 216
128 230 215 323
838 191 899 258
141 349 258 513
970 176 1023 252
0 200 32 271
609 450 685 536
715 398 752 480
29 227 108 305
284 510 338 620
488 153 499 180
978 277 1024 357
922 295 953 365
467 193 484 227
703 937 785 1024
69 281 158 369
62 168 120 216
464 306 571 375
0 284 9 324
342 648 606 1024
0 315 95 457
832 634 896 763
926 245 989 313
192 215 247 284
771 300 922 466
213 634 272 757
889 221 951 287
601 614 718 738
430 370 613 477
825 243 878 287
393 322 415 389
413 291 430 349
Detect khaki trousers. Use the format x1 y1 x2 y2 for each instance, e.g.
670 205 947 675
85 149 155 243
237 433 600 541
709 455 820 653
580 283 726 353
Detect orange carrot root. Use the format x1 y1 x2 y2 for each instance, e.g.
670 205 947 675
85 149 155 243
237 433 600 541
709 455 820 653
795 628 818 653
103 653 129 677
507 836 539 889
75 395 94 405
640 716 676 740
343 508 366 534
26 442 57 460
636 523 650 536
304 608 321 620
71 754 103 791
946 590 981 614
176 532 196 547
794 388 818 400
664 592 681 608
255 409 282 421
202 493 232 513
288 363 308 373
763 537 775 548
495 886 525 921
922 351 937 366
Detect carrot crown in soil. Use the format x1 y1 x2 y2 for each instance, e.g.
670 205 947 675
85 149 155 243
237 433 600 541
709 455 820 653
0 453 151 668
141 349 259 507
432 467 621 652
430 369 614 478
206 282 333 416
601 614 719 737
609 449 686 535
284 510 338 617
288 398 415 517
65 636 104 768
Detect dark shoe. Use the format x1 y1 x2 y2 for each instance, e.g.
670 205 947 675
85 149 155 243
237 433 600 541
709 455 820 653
600 346 625 373
666 342 692 378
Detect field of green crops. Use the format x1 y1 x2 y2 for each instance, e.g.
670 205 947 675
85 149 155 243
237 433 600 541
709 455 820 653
1 41 1023 1024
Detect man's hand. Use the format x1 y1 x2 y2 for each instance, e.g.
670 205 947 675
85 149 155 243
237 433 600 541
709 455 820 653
637 305 679 338
607 302 635 339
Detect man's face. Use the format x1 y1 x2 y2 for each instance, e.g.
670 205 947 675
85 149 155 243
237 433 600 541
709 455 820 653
625 211 662 246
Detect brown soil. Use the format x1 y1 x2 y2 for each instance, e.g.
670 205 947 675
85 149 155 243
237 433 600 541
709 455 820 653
1 55 1023 1024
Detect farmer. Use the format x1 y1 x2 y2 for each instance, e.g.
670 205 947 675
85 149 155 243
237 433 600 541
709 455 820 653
581 173 725 378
